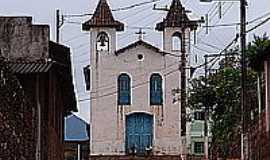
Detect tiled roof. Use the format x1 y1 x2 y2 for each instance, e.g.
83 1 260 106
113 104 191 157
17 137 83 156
156 0 198 31
82 0 124 31
115 40 167 56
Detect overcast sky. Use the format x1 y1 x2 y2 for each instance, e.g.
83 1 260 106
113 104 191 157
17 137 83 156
1 0 270 122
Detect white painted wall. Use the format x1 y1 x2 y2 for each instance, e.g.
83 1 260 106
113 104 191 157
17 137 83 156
89 27 184 155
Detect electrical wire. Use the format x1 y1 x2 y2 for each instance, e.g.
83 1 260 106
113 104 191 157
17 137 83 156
197 40 223 51
192 44 217 53
246 17 270 33
78 63 179 96
79 67 178 102
119 3 152 21
112 0 160 12
62 0 161 18
248 11 270 24
192 34 239 70
79 60 180 95
63 33 89 43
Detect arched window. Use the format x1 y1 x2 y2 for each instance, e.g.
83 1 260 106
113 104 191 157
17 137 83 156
97 32 109 51
172 32 181 51
150 74 163 105
118 74 131 105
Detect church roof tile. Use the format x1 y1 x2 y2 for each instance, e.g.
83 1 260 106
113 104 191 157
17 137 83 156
82 0 124 31
156 0 198 31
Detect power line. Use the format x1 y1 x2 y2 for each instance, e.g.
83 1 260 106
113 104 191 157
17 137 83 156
192 44 217 53
126 26 154 30
63 0 161 18
246 17 270 33
209 2 225 20
248 11 270 24
112 0 160 12
84 60 180 91
192 34 239 70
89 65 178 95
197 10 270 30
197 40 223 51
63 13 92 18
63 33 89 43
202 22 240 28
196 2 234 46
77 58 180 93
208 2 219 16
119 3 152 21
65 13 270 31
79 67 179 102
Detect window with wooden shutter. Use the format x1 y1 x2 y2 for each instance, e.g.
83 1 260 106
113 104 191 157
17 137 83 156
118 74 131 105
150 74 163 105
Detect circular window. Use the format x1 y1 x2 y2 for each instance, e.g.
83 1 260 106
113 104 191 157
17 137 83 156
137 54 144 61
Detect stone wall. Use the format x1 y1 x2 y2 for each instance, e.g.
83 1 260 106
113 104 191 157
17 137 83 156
0 61 36 160
0 17 49 60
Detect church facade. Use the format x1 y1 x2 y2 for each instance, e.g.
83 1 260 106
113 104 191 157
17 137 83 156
83 0 198 156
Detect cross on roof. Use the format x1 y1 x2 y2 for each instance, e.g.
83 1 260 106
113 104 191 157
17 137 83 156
135 28 146 40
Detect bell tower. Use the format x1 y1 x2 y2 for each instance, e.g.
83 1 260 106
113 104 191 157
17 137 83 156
82 0 124 154
156 0 198 53
82 0 124 63
156 0 200 156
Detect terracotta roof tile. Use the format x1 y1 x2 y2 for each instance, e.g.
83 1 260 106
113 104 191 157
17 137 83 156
82 0 124 31
156 0 198 31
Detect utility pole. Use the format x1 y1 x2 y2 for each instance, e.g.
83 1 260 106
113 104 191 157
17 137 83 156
205 14 209 34
180 28 187 138
200 0 247 158
153 2 204 158
204 55 209 160
240 0 247 159
56 9 64 43
56 9 60 43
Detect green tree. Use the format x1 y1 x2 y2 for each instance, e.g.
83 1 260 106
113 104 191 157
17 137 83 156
188 35 270 157
246 34 270 72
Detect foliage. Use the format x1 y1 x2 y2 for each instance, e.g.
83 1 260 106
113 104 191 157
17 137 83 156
188 34 270 157
190 66 258 157
246 33 270 72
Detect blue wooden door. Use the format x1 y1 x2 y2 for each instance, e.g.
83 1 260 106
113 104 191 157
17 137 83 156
126 113 153 155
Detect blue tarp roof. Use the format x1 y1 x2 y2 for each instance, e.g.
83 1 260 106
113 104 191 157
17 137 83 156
64 114 89 141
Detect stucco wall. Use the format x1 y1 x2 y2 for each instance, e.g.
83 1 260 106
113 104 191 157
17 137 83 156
0 17 49 60
90 29 183 155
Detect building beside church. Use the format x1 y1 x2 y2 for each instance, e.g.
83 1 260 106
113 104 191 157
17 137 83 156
83 0 199 157
0 16 77 160
64 114 90 160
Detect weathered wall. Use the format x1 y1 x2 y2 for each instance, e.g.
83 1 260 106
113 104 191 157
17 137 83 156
90 27 182 155
0 17 49 60
0 62 36 160
90 155 183 160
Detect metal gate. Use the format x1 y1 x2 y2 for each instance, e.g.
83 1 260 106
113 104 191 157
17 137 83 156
125 113 153 155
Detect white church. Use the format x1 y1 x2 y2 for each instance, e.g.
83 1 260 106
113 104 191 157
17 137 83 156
82 0 199 158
